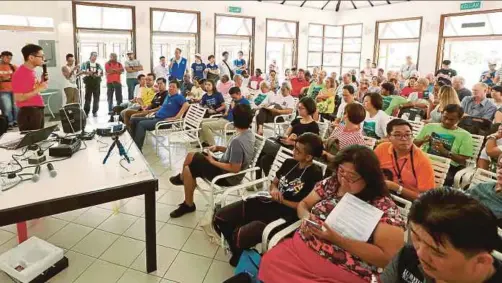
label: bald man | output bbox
[460,82,497,120]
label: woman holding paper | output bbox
[259,145,405,283]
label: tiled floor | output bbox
[0,113,235,283]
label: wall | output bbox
[333,0,502,74]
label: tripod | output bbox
[103,135,130,164]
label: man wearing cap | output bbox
[153,56,168,80]
[168,48,187,81]
[191,53,205,80]
[81,51,103,117]
[481,62,498,87]
[125,51,143,100]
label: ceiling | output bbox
[258,0,410,12]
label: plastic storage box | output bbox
[0,237,64,283]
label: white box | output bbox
[0,237,64,283]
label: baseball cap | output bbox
[126,50,134,54]
[194,53,201,58]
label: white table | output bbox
[41,89,58,119]
[0,132,158,272]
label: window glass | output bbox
[342,53,361,68]
[216,16,252,36]
[309,24,323,37]
[443,12,502,37]
[76,5,132,30]
[324,38,342,52]
[344,24,362,37]
[343,38,362,52]
[325,26,343,38]
[308,52,322,66]
[378,19,421,39]
[0,15,54,28]
[267,20,296,38]
[308,37,323,52]
[323,53,341,66]
[152,11,197,33]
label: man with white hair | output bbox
[335,72,357,98]
[452,75,472,102]
[400,56,417,80]
[460,82,497,120]
[233,74,250,99]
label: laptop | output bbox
[0,125,59,150]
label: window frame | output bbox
[373,17,423,71]
[149,8,201,73]
[265,18,299,72]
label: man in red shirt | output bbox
[0,51,18,128]
[290,68,310,97]
[12,44,47,131]
[105,53,124,115]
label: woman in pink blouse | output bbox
[216,74,234,101]
[259,145,405,283]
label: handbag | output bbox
[234,249,261,283]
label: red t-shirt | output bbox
[290,77,310,97]
[400,87,414,98]
[0,63,16,92]
[105,61,123,83]
[12,65,44,108]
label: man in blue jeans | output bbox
[0,51,18,128]
[125,51,143,100]
[130,80,189,150]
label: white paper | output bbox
[324,193,384,242]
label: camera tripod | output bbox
[103,135,130,164]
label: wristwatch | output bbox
[396,185,403,195]
[447,151,453,158]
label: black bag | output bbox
[398,107,426,121]
[223,272,253,283]
[458,116,492,136]
[223,60,235,79]
[0,115,8,135]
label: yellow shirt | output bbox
[141,87,155,106]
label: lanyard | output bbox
[392,148,417,185]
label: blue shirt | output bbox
[200,92,225,112]
[233,59,246,75]
[191,62,206,80]
[169,57,187,81]
[226,97,250,122]
[467,181,502,219]
[155,93,186,119]
[460,96,497,120]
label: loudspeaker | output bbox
[60,103,86,133]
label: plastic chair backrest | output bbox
[268,147,327,182]
[427,154,451,188]
[471,134,485,159]
[470,168,497,188]
[390,194,412,220]
[363,136,377,149]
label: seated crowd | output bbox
[95,49,502,282]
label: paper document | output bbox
[324,193,383,242]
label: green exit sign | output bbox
[460,1,482,10]
[228,6,242,13]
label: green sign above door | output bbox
[460,1,482,11]
[228,6,242,13]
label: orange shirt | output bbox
[374,142,435,192]
[0,63,17,92]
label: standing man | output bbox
[233,51,247,76]
[105,53,124,114]
[0,51,18,128]
[12,44,47,131]
[219,51,233,79]
[480,61,498,87]
[191,53,205,80]
[168,48,187,81]
[400,56,417,80]
[81,52,103,117]
[153,56,168,80]
[125,51,143,100]
[435,59,457,84]
[61,53,80,104]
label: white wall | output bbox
[334,0,502,74]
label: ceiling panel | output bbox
[259,0,410,11]
[303,1,328,9]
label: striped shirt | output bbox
[328,124,365,151]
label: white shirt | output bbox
[401,63,417,80]
[269,93,296,110]
[363,110,390,139]
[219,60,232,77]
[239,86,251,99]
[337,100,361,119]
[134,85,142,98]
[251,91,274,109]
[336,83,358,98]
[479,138,502,161]
[62,65,77,88]
[153,64,168,80]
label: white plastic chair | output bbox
[263,98,299,136]
[427,154,451,188]
[471,134,485,160]
[363,136,377,149]
[469,168,497,188]
[390,194,412,220]
[152,104,206,166]
[408,120,424,138]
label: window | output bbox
[375,18,422,72]
[0,15,54,31]
[75,4,132,30]
[215,15,255,75]
[151,9,200,73]
[266,19,298,78]
[307,23,362,76]
[437,10,502,89]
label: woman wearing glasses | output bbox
[258,145,405,283]
[374,119,435,200]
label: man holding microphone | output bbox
[168,48,187,81]
[12,44,47,131]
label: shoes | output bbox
[169,202,196,218]
[169,174,183,186]
[229,251,242,267]
[108,116,115,123]
[12,122,17,127]
[112,106,125,114]
[93,113,98,117]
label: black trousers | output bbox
[256,139,283,179]
[213,197,295,258]
[18,107,44,131]
[84,84,100,115]
[445,164,463,187]
[106,82,123,113]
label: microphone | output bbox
[32,165,41,182]
[47,163,57,178]
[42,63,48,82]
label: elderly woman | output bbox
[216,74,234,102]
[259,145,405,283]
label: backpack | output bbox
[82,61,102,87]
[458,116,492,136]
[233,249,261,283]
[398,107,426,121]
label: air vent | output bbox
[461,22,485,28]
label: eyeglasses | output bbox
[390,134,413,140]
[338,166,362,183]
[32,54,45,59]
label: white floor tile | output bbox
[27,217,69,240]
[123,218,165,241]
[0,230,15,246]
[130,245,178,278]
[182,230,218,259]
[97,199,131,211]
[203,260,235,283]
[0,237,18,255]
[52,208,90,222]
[214,247,231,262]
[164,251,212,283]
[117,269,162,283]
[120,198,146,217]
[74,259,127,283]
[100,236,145,267]
[73,207,113,228]
[97,213,138,235]
[193,194,210,211]
[156,224,193,250]
[72,229,119,258]
[0,224,18,234]
[49,251,95,283]
[0,271,15,283]
[47,223,92,249]
[159,280,178,283]
[155,203,178,223]
[168,210,205,229]
[157,190,184,206]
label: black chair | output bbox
[398,107,426,121]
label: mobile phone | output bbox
[305,219,322,230]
